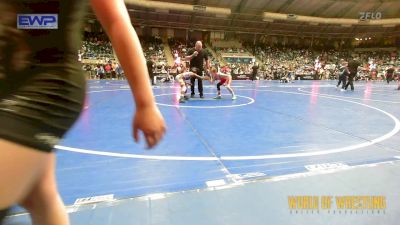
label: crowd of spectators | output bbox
[78,34,399,82]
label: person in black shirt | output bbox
[344,57,361,91]
[251,62,259,81]
[397,70,400,90]
[185,41,210,98]
[147,57,155,85]
[386,65,395,84]
[396,67,400,90]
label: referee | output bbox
[185,41,210,98]
[344,56,361,91]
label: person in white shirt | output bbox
[175,66,208,103]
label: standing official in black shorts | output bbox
[345,57,361,91]
[251,62,259,81]
[386,65,395,84]
[147,56,155,85]
[186,41,210,98]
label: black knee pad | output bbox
[217,82,222,91]
[0,208,10,224]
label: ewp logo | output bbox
[17,14,58,29]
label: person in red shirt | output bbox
[104,63,112,79]
[209,67,236,100]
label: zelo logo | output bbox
[359,12,382,20]
[17,14,58,29]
